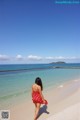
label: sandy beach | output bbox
[10,79,80,120]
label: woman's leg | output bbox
[34,103,37,120]
[34,103,41,120]
[34,103,37,114]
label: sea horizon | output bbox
[0,62,80,65]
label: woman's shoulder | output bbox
[32,84,37,88]
[32,84,35,88]
[32,84,40,90]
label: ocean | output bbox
[0,63,80,109]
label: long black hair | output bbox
[35,77,43,91]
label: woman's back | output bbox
[32,84,40,92]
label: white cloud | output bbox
[66,57,78,60]
[45,57,54,60]
[44,56,80,62]
[54,56,65,59]
[45,56,65,60]
[27,55,42,60]
[0,54,80,63]
[0,54,10,61]
[45,56,80,60]
[16,54,24,60]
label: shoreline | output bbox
[9,78,80,120]
[1,77,79,109]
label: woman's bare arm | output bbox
[31,85,33,96]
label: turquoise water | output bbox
[0,63,80,109]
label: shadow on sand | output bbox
[37,105,50,119]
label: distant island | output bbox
[50,61,66,64]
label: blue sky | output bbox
[0,0,80,64]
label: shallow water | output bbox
[0,63,80,109]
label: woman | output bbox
[32,77,48,120]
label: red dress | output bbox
[32,91,48,105]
